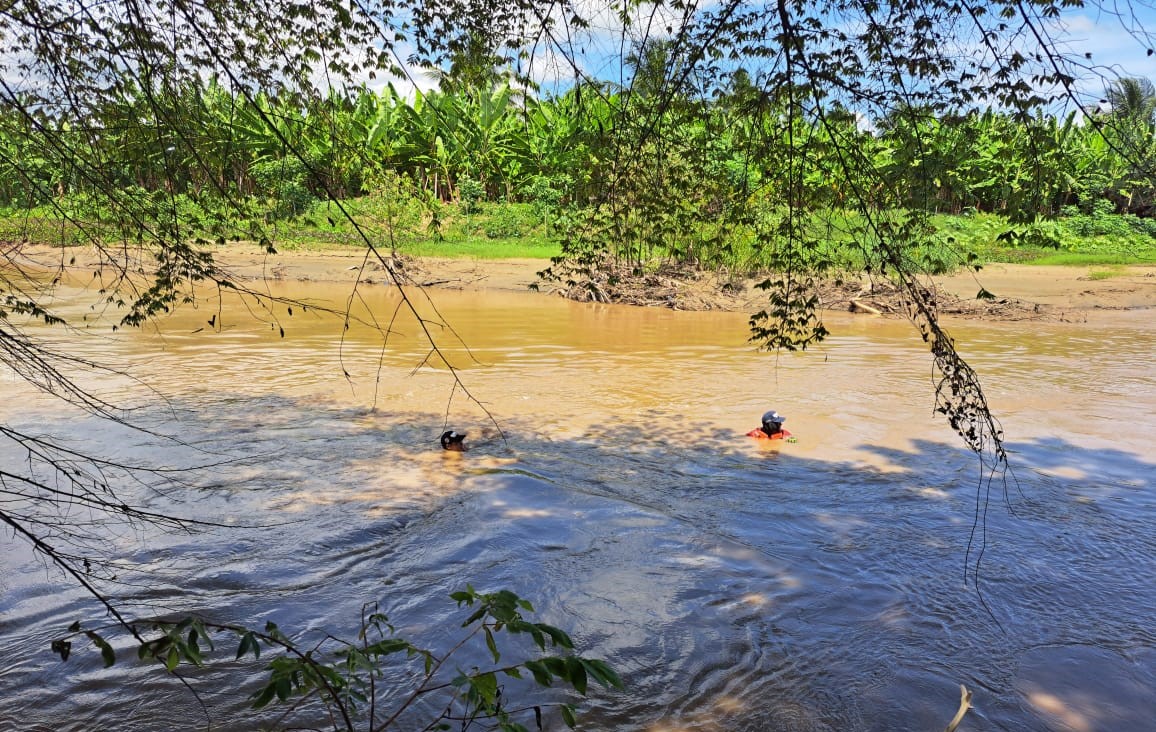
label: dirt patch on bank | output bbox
[522,260,1156,321]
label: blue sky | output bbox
[1056,5,1156,97]
[4,0,1156,106]
[539,1,1156,100]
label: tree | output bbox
[1097,76,1156,213]
[1105,76,1156,124]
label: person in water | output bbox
[440,430,467,451]
[747,410,792,440]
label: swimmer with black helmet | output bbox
[440,430,467,451]
[747,410,794,440]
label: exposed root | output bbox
[552,263,1062,322]
[557,261,734,310]
[819,278,1055,321]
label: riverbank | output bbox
[202,246,1156,320]
[10,242,1156,320]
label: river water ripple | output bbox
[1,283,1155,731]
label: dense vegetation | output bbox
[4,73,1156,272]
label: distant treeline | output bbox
[2,73,1154,223]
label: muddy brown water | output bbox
[2,279,1155,731]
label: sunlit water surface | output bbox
[2,279,1155,731]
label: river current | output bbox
[1,279,1154,731]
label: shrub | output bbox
[250,158,316,220]
[483,203,537,239]
[458,176,485,215]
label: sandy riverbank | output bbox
[8,242,1156,318]
[204,247,1156,318]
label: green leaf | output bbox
[463,607,487,626]
[542,657,567,677]
[523,660,552,687]
[538,624,573,649]
[274,675,292,701]
[484,626,500,663]
[581,658,624,689]
[560,703,577,728]
[236,632,260,660]
[191,621,213,653]
[251,682,277,709]
[100,641,116,668]
[364,638,410,656]
[450,590,473,604]
[85,630,116,668]
[470,671,499,707]
[185,632,203,665]
[566,657,588,695]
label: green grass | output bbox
[270,198,561,259]
[1025,251,1156,266]
[0,210,95,246]
[269,234,559,259]
[5,194,1156,271]
[1086,266,1127,280]
[392,236,561,259]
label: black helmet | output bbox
[761,410,786,428]
[440,430,467,450]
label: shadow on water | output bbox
[3,392,1155,732]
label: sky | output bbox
[6,0,1156,110]
[1052,4,1156,99]
[374,0,1156,112]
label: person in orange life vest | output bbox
[747,410,792,440]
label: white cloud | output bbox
[1048,10,1156,97]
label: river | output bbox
[1,278,1155,731]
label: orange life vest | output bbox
[747,428,792,440]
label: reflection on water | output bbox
[2,282,1155,731]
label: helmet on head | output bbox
[440,430,467,450]
[761,410,786,427]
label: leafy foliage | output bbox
[53,588,622,731]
